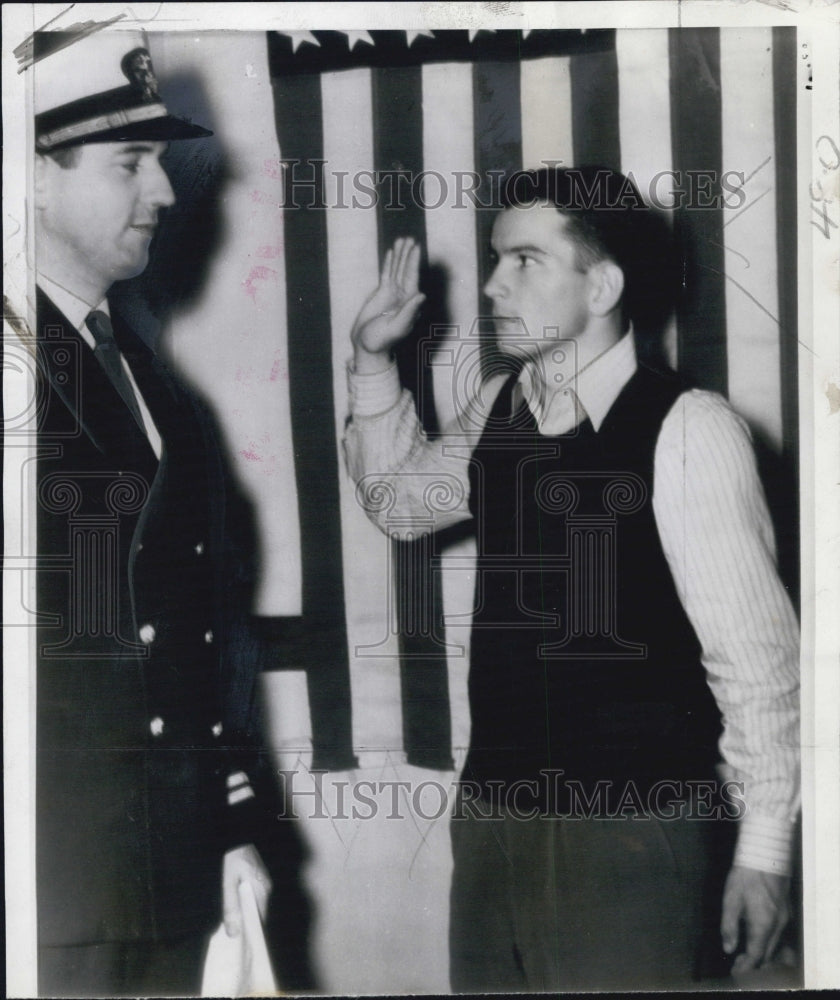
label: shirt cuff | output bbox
[733,812,797,876]
[347,361,402,417]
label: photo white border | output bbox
[4,3,838,994]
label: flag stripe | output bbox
[720,27,782,449]
[421,61,481,430]
[372,66,429,405]
[669,28,728,394]
[615,29,678,368]
[372,65,453,769]
[773,26,799,464]
[421,61,480,762]
[616,30,673,206]
[473,58,522,372]
[773,25,800,606]
[473,59,522,280]
[520,56,574,172]
[322,67,406,763]
[570,41,621,169]
[269,58,356,770]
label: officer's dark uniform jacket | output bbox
[35,287,268,947]
[461,365,724,812]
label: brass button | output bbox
[139,623,156,644]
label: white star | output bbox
[278,30,322,54]
[405,30,435,47]
[522,29,533,40]
[341,30,375,51]
[468,29,497,42]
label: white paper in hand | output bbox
[201,880,279,997]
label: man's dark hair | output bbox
[501,166,676,353]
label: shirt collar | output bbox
[37,273,109,350]
[517,329,637,432]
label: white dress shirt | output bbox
[38,273,162,459]
[344,332,800,876]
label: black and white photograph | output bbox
[3,2,839,996]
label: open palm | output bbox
[352,237,426,359]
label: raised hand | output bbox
[351,237,426,373]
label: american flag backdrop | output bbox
[126,25,800,786]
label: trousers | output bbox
[449,799,728,992]
[38,933,209,998]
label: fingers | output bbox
[222,863,242,937]
[736,900,788,973]
[252,867,273,923]
[721,866,791,975]
[223,876,270,936]
[731,939,761,974]
[720,871,741,955]
[403,240,421,293]
[248,855,273,922]
[222,844,273,936]
[394,237,416,289]
[384,237,421,291]
[379,247,393,285]
[762,899,790,963]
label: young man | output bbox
[32,30,272,996]
[344,167,800,990]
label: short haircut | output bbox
[501,166,674,341]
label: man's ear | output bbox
[588,260,625,317]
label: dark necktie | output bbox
[85,310,145,432]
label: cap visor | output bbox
[49,114,212,150]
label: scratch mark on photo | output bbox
[723,187,770,229]
[743,155,773,185]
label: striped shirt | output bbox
[344,332,800,875]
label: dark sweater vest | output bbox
[461,364,722,806]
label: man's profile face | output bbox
[484,203,593,365]
[36,140,175,299]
